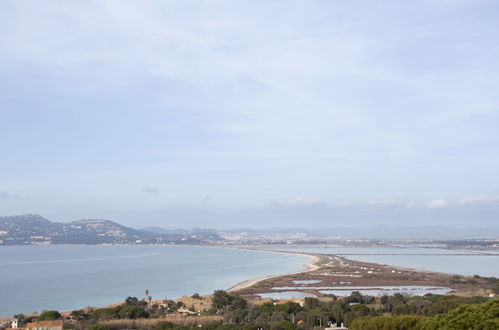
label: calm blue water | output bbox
[0,245,309,317]
[257,246,499,277]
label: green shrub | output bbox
[422,300,499,330]
[86,325,110,330]
[38,310,61,320]
[270,320,297,330]
[117,305,148,319]
[350,315,428,330]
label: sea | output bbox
[1,245,497,317]
[0,245,309,317]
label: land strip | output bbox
[229,248,498,300]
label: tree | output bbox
[125,296,140,305]
[350,315,428,330]
[242,323,266,330]
[494,281,499,294]
[70,309,91,321]
[231,296,248,310]
[38,310,62,320]
[270,320,297,330]
[144,290,152,307]
[275,301,302,315]
[422,300,499,330]
[348,291,363,304]
[212,290,233,311]
[117,305,149,319]
[344,304,370,326]
[332,300,350,324]
[303,297,319,309]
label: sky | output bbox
[1,0,499,228]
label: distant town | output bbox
[1,214,498,249]
[1,214,498,329]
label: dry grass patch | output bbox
[100,316,223,329]
[177,295,213,312]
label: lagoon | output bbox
[256,246,499,277]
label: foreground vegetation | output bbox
[6,291,498,330]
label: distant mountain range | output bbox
[0,214,221,245]
[1,214,497,246]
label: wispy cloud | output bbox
[140,186,160,194]
[427,199,447,209]
[1,1,498,227]
[460,194,499,206]
[272,198,325,208]
[367,200,417,209]
[0,190,23,200]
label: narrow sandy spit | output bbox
[227,247,320,292]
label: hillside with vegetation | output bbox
[6,291,498,330]
[0,214,221,245]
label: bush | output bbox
[350,315,428,330]
[153,321,176,329]
[212,290,233,310]
[241,323,267,330]
[125,296,140,305]
[215,325,239,330]
[303,297,319,309]
[92,308,118,320]
[270,320,297,330]
[201,322,223,330]
[422,300,499,330]
[86,325,110,330]
[38,310,61,320]
[117,305,149,319]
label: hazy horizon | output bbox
[1,1,499,229]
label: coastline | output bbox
[227,247,320,292]
[0,245,318,317]
[2,245,496,317]
[230,250,497,300]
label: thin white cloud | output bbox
[1,1,498,227]
[427,199,446,209]
[273,198,324,207]
[368,200,416,208]
[460,194,499,206]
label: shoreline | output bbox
[227,247,320,292]
[0,245,320,317]
[2,245,496,317]
[231,251,497,300]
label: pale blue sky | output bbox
[1,0,499,228]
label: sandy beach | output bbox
[227,247,320,292]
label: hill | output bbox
[0,214,221,245]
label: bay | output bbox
[0,245,309,317]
